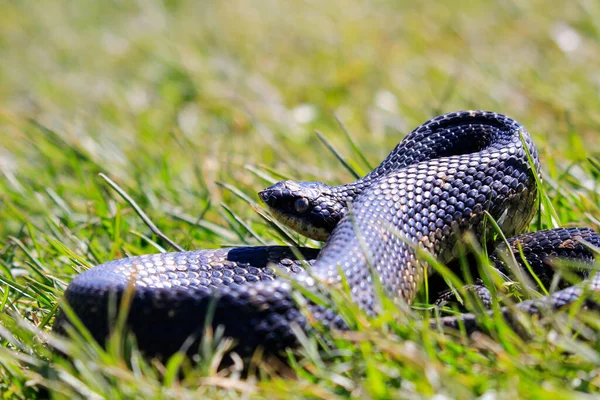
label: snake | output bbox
[53,110,600,357]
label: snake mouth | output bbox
[265,207,332,241]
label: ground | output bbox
[0,0,599,398]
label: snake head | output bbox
[259,180,345,241]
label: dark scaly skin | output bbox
[54,111,600,357]
[56,247,325,355]
[433,227,600,310]
[436,227,600,332]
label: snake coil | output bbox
[54,111,600,357]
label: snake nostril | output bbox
[258,190,269,204]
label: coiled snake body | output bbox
[54,111,600,357]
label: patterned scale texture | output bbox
[436,227,600,332]
[54,111,600,357]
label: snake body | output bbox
[54,111,600,357]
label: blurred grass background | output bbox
[0,0,600,398]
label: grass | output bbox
[1,0,600,398]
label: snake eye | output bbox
[294,198,309,213]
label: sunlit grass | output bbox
[1,0,600,398]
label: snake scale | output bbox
[54,111,600,357]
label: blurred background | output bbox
[1,2,600,397]
[1,0,599,245]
